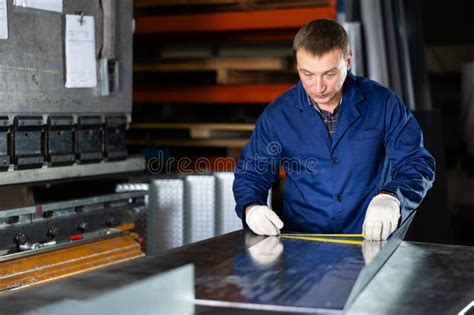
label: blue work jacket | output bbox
[233,72,435,233]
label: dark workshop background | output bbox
[129,0,474,246]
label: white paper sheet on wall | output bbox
[65,14,97,88]
[0,0,8,39]
[13,0,62,13]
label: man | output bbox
[233,19,435,241]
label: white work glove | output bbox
[362,194,401,241]
[245,205,284,236]
[247,236,283,266]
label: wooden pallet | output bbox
[127,137,248,148]
[134,57,289,72]
[130,122,254,139]
[134,57,296,85]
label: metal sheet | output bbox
[0,229,471,314]
[0,0,133,115]
[344,210,416,308]
[195,234,366,311]
[150,179,185,253]
[461,62,474,155]
[184,175,216,244]
[400,0,432,111]
[24,264,195,315]
[381,0,403,97]
[115,183,149,204]
[343,22,364,77]
[214,172,242,235]
[390,0,416,110]
[346,241,474,315]
[360,0,389,86]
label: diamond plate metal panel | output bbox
[214,172,241,235]
[184,176,216,244]
[150,179,184,253]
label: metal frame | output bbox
[0,156,145,186]
[0,190,145,218]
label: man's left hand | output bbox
[363,193,400,241]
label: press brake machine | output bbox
[0,0,146,294]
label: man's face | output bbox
[296,48,351,108]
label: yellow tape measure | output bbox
[280,233,363,238]
[279,233,364,245]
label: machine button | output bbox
[47,226,59,239]
[78,222,88,233]
[106,217,116,228]
[14,232,27,245]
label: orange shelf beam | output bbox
[134,84,294,104]
[134,30,301,42]
[135,7,336,34]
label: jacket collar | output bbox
[331,72,365,151]
[295,72,366,152]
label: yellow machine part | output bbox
[0,231,144,295]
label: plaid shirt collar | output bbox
[307,93,342,138]
[306,93,342,115]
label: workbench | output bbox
[1,228,472,314]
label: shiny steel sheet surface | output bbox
[0,229,472,314]
[193,215,415,311]
[344,210,416,308]
[22,265,195,315]
[0,205,410,312]
[346,241,474,315]
[0,230,363,314]
[195,235,366,311]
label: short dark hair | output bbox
[293,19,350,58]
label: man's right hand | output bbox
[245,205,284,236]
